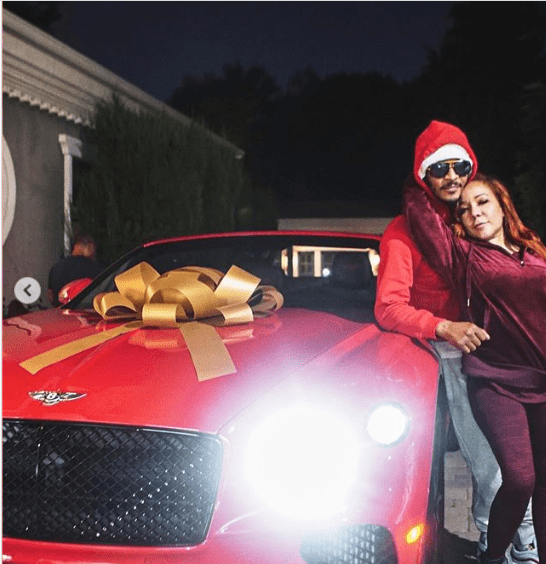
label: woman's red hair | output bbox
[454,173,546,261]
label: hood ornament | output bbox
[28,391,87,406]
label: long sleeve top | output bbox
[403,180,546,392]
[375,215,461,340]
[375,120,479,342]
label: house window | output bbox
[2,136,17,245]
[58,134,95,255]
[321,251,336,277]
[298,251,315,277]
[285,246,378,278]
[71,158,93,235]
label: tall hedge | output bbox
[73,97,248,264]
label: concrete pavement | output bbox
[445,450,480,542]
[443,450,480,562]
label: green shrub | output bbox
[73,97,250,263]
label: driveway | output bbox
[444,450,479,562]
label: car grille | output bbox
[3,420,223,546]
[300,524,397,564]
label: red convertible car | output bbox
[3,231,446,564]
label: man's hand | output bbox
[435,320,490,353]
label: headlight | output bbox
[366,403,410,446]
[245,406,360,520]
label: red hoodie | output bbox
[374,121,478,340]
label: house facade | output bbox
[2,9,242,315]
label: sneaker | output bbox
[477,534,512,564]
[510,543,539,564]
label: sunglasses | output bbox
[427,160,472,178]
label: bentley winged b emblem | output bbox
[28,391,87,406]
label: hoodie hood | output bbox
[411,120,478,221]
[413,120,478,191]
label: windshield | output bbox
[67,234,380,323]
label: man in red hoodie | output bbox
[374,121,537,563]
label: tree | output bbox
[514,81,546,239]
[168,63,279,152]
[166,3,546,221]
[169,62,415,208]
[416,2,546,184]
[412,2,546,239]
[266,71,413,203]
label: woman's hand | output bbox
[435,320,490,353]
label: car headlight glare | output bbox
[366,403,409,446]
[245,406,360,520]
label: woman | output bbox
[404,172,546,564]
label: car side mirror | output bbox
[58,278,92,305]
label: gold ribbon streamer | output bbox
[20,263,283,381]
[20,324,137,375]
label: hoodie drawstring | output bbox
[465,245,474,313]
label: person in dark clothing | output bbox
[48,234,103,306]
[404,172,546,564]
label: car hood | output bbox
[3,307,386,433]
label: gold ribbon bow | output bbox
[20,262,283,381]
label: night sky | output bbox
[45,1,455,102]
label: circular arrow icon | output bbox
[14,277,41,305]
